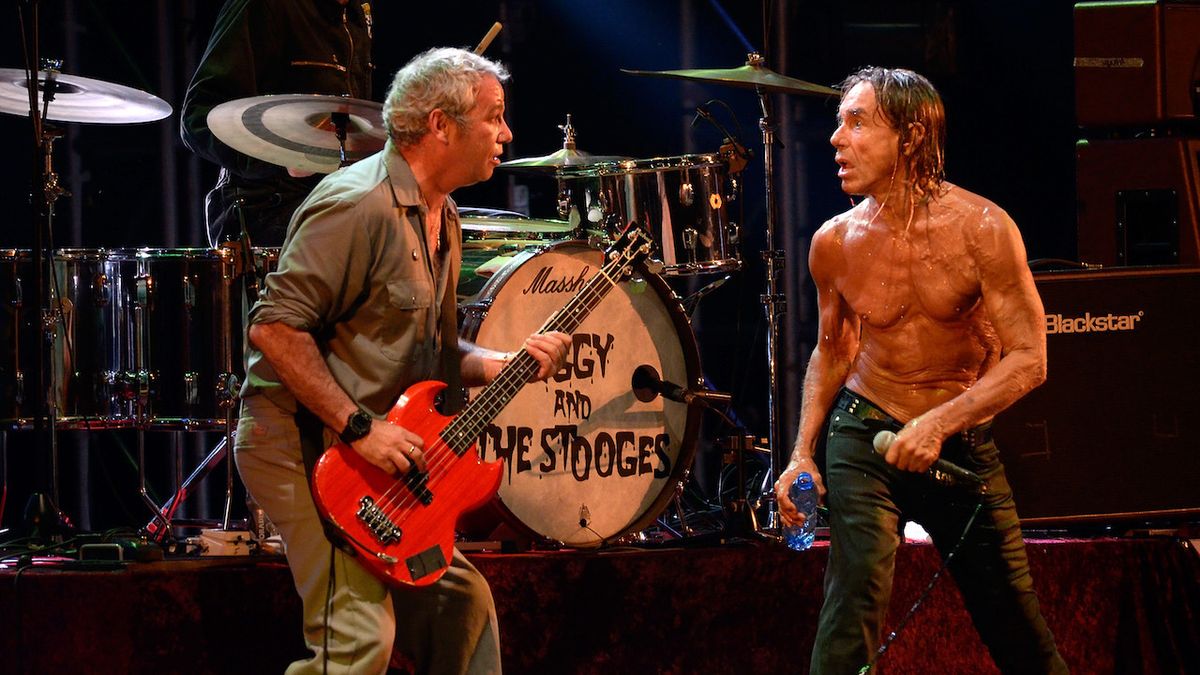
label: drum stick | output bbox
[474,22,503,55]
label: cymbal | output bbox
[461,215,573,239]
[207,94,386,174]
[622,54,839,97]
[0,68,172,123]
[498,147,629,172]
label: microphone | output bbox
[631,365,731,407]
[872,430,987,494]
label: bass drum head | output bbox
[461,240,701,547]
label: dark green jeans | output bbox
[810,389,1069,674]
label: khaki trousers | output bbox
[235,395,501,675]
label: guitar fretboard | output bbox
[440,237,645,455]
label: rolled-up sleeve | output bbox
[250,195,373,331]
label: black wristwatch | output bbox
[339,408,373,444]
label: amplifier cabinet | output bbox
[993,266,1200,524]
[1074,0,1200,126]
[1075,137,1200,266]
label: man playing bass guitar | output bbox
[235,47,571,675]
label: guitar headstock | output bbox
[605,223,656,279]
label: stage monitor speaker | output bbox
[1074,0,1200,127]
[993,267,1200,525]
[1076,137,1200,266]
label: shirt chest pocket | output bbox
[379,278,434,363]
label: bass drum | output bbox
[458,209,574,303]
[460,240,701,547]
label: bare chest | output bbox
[839,233,982,328]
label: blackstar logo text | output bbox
[1045,311,1144,334]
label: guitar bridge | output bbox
[356,495,402,545]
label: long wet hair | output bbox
[839,66,946,200]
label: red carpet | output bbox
[1,537,1197,674]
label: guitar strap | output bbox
[437,216,465,416]
[296,404,357,554]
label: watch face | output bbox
[351,411,372,435]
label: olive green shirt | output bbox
[242,140,461,416]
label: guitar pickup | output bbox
[405,470,434,506]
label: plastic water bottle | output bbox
[784,472,820,551]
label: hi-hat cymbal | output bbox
[0,68,172,123]
[622,53,839,97]
[498,147,629,172]
[207,94,387,174]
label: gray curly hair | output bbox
[383,47,510,147]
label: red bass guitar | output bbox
[310,226,654,586]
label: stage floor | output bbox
[1,536,1198,674]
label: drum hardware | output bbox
[206,94,387,175]
[624,51,838,532]
[558,154,743,276]
[613,468,696,545]
[694,99,753,175]
[142,247,276,541]
[3,37,173,525]
[496,114,629,172]
[457,211,575,302]
[719,434,772,537]
[680,275,732,315]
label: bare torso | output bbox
[826,184,1004,422]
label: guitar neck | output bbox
[441,252,629,455]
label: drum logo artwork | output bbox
[462,242,699,546]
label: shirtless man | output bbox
[775,67,1068,674]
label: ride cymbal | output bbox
[0,68,171,123]
[622,53,839,97]
[207,94,386,174]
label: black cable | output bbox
[856,499,985,674]
[0,533,86,563]
[323,543,335,675]
[694,98,750,160]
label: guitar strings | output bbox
[372,260,618,516]
[368,246,634,521]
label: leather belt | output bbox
[834,389,899,426]
[833,388,993,448]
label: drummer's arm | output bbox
[458,334,572,386]
[179,2,276,177]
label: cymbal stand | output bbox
[554,114,577,222]
[332,111,351,168]
[751,52,786,532]
[27,55,72,529]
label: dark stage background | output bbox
[0,1,1079,532]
